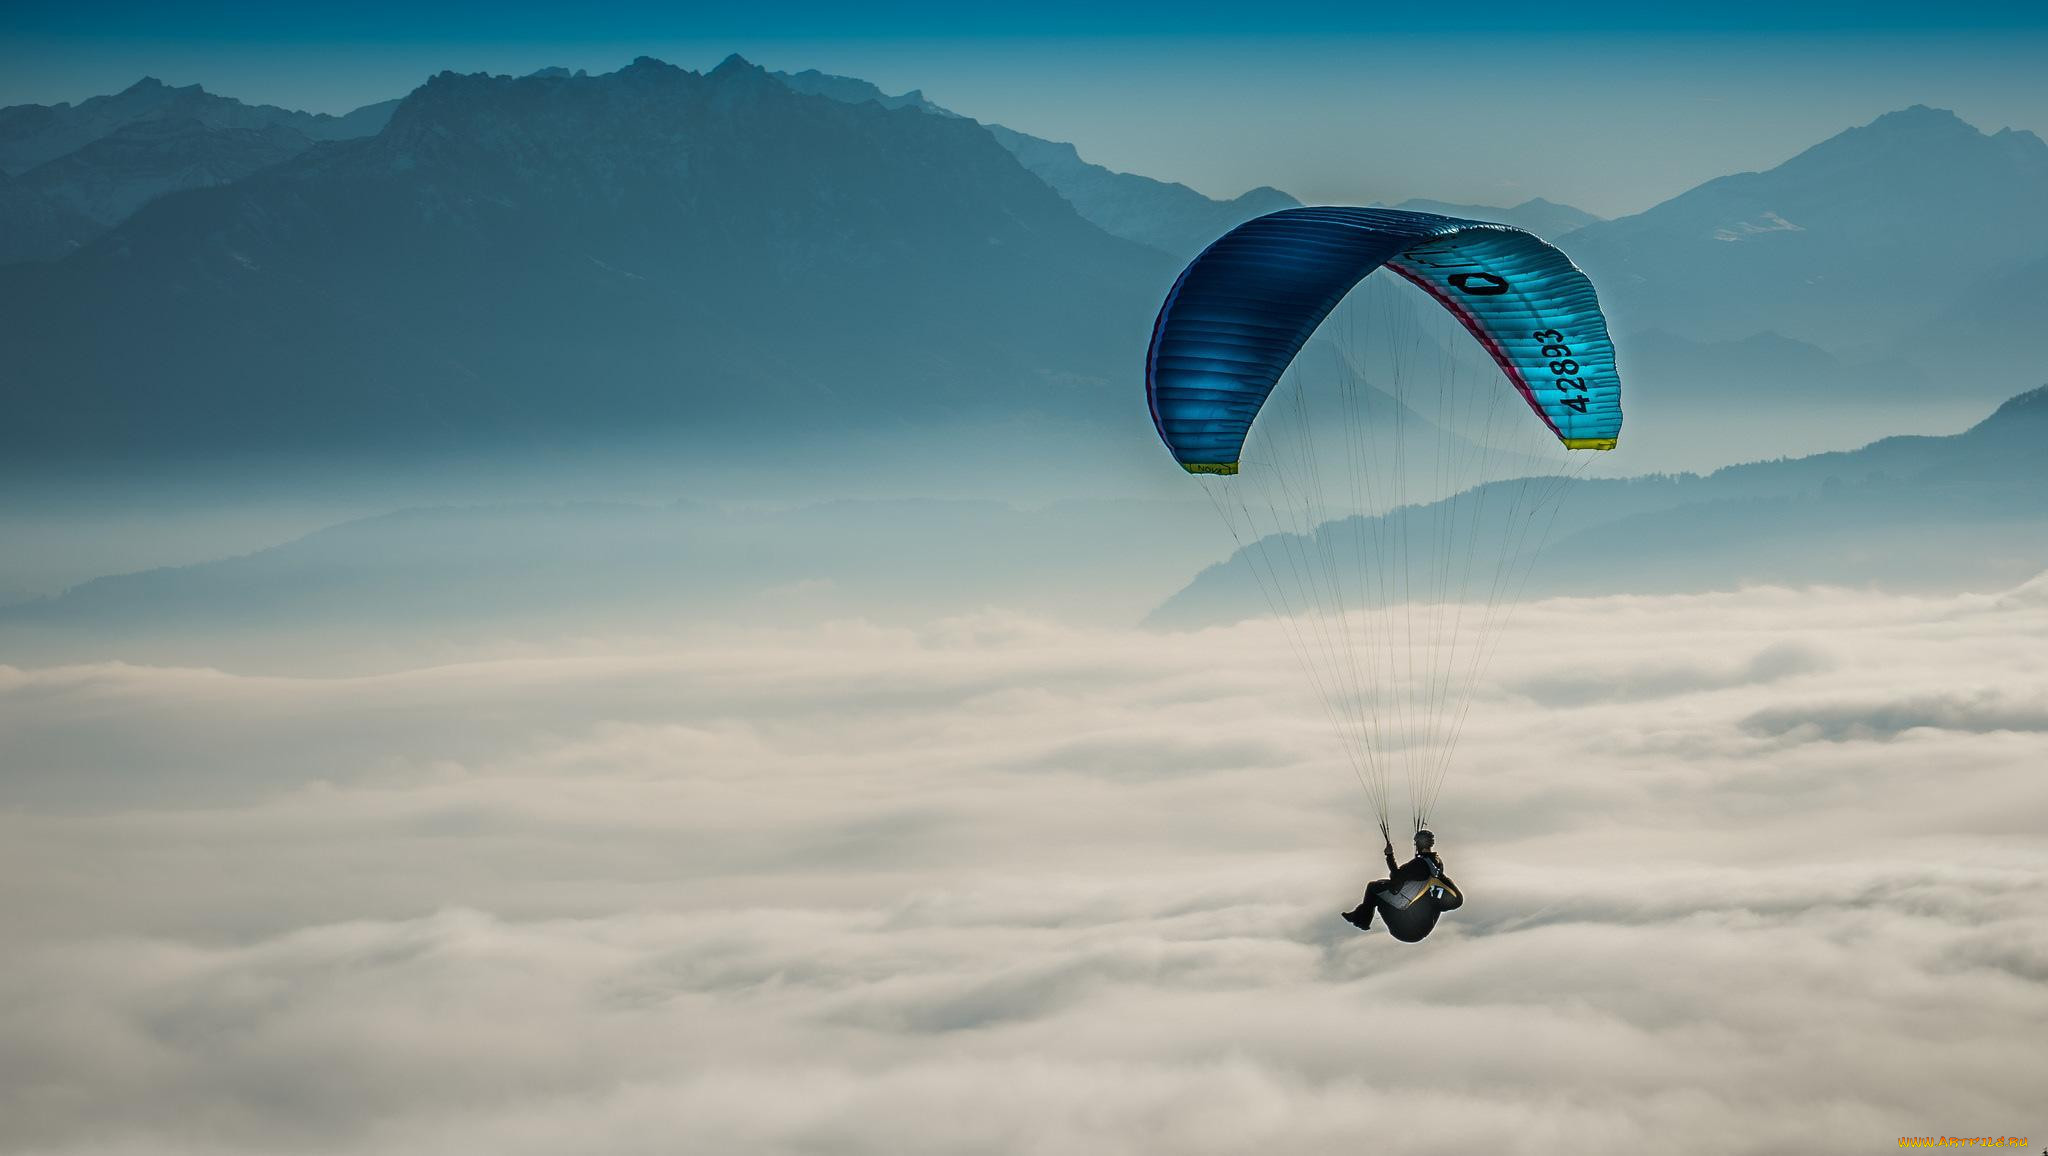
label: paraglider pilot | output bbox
[1343,829,1461,939]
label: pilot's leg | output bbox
[1343,880,1391,930]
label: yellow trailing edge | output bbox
[1562,438,1617,451]
[1181,462,1239,476]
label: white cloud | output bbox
[1,580,2045,1153]
[1743,690,2048,740]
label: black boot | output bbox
[1342,905,1374,930]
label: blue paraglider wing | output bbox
[1145,207,1621,473]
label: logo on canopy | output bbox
[1448,272,1510,296]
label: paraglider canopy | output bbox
[1146,206,1621,474]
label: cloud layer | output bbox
[2,582,2045,1154]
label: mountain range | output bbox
[771,65,1300,260]
[0,57,1172,469]
[0,76,394,174]
[1154,385,2048,627]
[746,79,2048,394]
[1561,105,2048,368]
[0,58,2043,479]
[0,77,396,260]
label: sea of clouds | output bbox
[2,578,2044,1155]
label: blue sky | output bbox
[9,0,2046,39]
[5,1,2045,216]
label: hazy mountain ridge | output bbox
[0,55,1172,467]
[770,68,956,117]
[767,65,1299,259]
[1563,106,2048,363]
[12,388,2042,663]
[0,168,97,262]
[1153,385,2048,627]
[0,78,396,246]
[1624,328,1928,401]
[983,124,1298,259]
[18,115,313,226]
[0,77,394,174]
[0,496,1230,672]
[1385,197,1601,238]
[1916,247,2048,384]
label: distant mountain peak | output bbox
[1865,104,1969,131]
[1235,185,1291,207]
[1561,102,2048,352]
[1515,196,1590,214]
[1803,104,2032,163]
[620,56,684,80]
[117,76,205,100]
[710,53,764,79]
[1984,384,2048,424]
[1774,104,2028,175]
